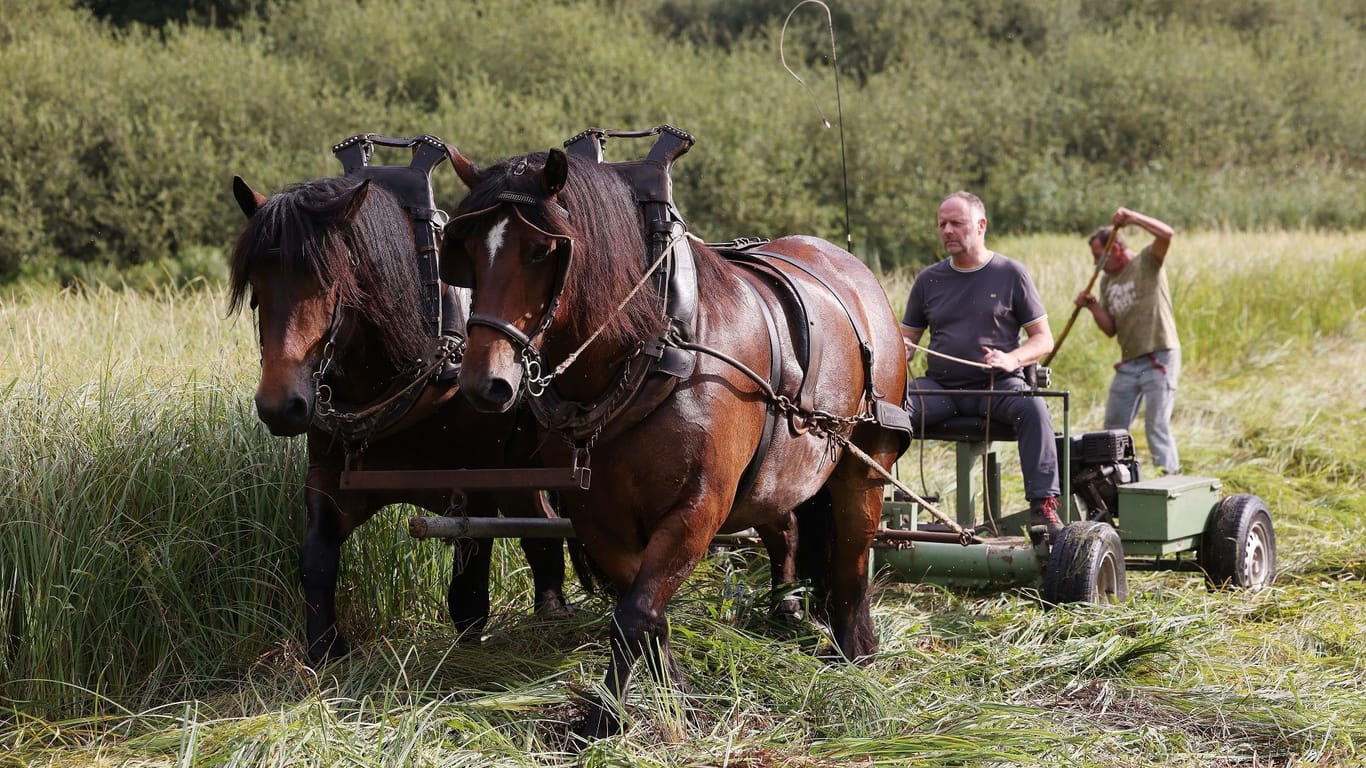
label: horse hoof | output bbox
[575,704,622,742]
[769,597,805,624]
[307,633,350,667]
[535,597,574,621]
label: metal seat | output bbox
[914,415,1019,444]
[910,416,1018,528]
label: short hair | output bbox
[943,191,987,221]
[1087,225,1127,249]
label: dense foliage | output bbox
[3,0,1365,284]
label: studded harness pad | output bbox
[333,134,463,345]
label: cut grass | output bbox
[1,231,1363,765]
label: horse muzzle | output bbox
[457,359,521,414]
[459,312,538,413]
[254,385,313,436]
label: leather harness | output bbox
[309,134,467,447]
[515,127,911,494]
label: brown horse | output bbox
[439,146,907,739]
[229,174,577,666]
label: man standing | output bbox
[901,192,1063,538]
[1075,207,1180,474]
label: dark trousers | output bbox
[905,375,1060,500]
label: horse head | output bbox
[229,175,429,435]
[440,150,575,413]
[441,148,661,414]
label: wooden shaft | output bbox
[1041,224,1120,368]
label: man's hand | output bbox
[981,346,1020,373]
[1112,206,1174,261]
[1075,291,1099,309]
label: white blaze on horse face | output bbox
[484,216,510,272]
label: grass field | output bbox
[1,230,1363,766]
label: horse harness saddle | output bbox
[314,134,466,446]
[524,126,701,444]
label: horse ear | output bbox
[446,145,482,189]
[233,176,267,218]
[340,179,371,222]
[543,149,568,197]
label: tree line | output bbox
[3,0,1364,286]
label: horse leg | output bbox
[578,531,706,741]
[793,488,835,627]
[446,494,497,642]
[754,516,803,622]
[825,479,879,661]
[300,475,356,666]
[447,536,494,642]
[821,431,897,661]
[499,491,572,618]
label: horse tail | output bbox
[566,539,604,595]
[793,487,835,624]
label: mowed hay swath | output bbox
[1,231,1364,764]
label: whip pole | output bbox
[1042,224,1120,368]
[781,0,853,254]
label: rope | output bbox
[839,438,978,546]
[905,341,993,370]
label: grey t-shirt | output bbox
[1098,244,1180,361]
[901,253,1048,387]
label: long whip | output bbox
[1041,224,1120,368]
[780,0,853,254]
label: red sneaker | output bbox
[1029,496,1064,539]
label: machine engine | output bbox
[1065,429,1142,523]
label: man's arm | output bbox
[900,325,924,364]
[1076,292,1117,336]
[983,318,1054,372]
[1114,207,1174,263]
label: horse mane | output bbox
[449,151,736,350]
[228,176,432,367]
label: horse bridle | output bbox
[451,192,574,397]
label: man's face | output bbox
[938,198,984,257]
[1091,238,1120,271]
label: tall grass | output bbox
[1,231,1364,765]
[0,286,511,718]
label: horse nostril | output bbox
[283,395,310,425]
[484,378,515,412]
[255,392,313,436]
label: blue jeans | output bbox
[1105,348,1181,474]
[905,375,1060,500]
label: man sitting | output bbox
[899,191,1063,538]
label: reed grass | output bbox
[1,231,1363,765]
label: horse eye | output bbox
[527,243,553,264]
[249,292,259,310]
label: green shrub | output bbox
[2,0,1365,285]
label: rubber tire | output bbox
[1042,521,1128,605]
[1200,494,1276,589]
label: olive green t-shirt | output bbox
[1098,245,1180,361]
